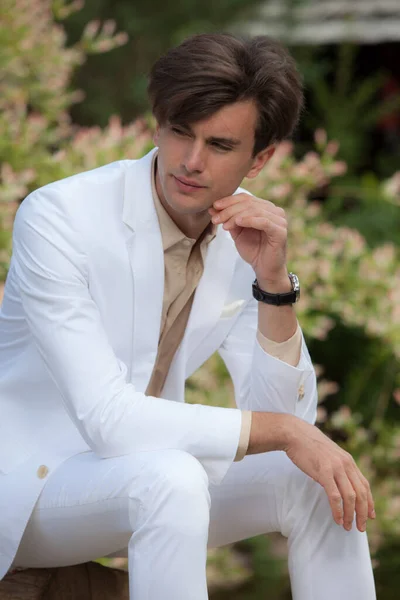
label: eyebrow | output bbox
[174,123,241,147]
[208,136,241,147]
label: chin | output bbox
[167,194,210,215]
[171,202,208,216]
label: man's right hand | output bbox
[247,412,375,533]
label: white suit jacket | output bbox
[0,148,317,578]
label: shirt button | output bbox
[183,239,192,247]
[298,384,305,400]
[37,465,49,479]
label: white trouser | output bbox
[12,449,376,600]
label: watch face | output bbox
[289,272,300,301]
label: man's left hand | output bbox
[209,193,289,287]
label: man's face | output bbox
[154,100,273,218]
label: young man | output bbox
[0,34,376,598]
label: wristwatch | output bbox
[252,272,300,306]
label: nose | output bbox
[183,142,205,174]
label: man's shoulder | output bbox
[17,159,139,227]
[12,163,127,254]
[32,159,134,202]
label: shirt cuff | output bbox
[256,323,302,367]
[234,410,252,462]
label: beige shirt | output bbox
[145,154,302,461]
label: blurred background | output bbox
[1,0,400,597]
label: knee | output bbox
[155,449,210,498]
[129,450,211,533]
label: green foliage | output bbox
[375,538,400,600]
[61,0,263,126]
[322,171,400,249]
[245,136,400,361]
[297,44,400,174]
[210,537,289,600]
[0,0,151,278]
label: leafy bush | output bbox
[1,2,400,597]
[60,0,263,126]
[0,0,151,279]
[295,43,400,176]
[245,134,400,360]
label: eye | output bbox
[211,142,231,152]
[171,126,188,137]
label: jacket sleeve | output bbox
[218,298,318,425]
[11,189,242,484]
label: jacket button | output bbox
[298,384,305,400]
[37,465,49,479]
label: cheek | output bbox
[213,161,249,193]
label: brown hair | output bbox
[148,33,304,156]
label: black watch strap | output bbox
[252,274,300,306]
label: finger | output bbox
[349,473,369,533]
[365,478,376,519]
[214,194,285,217]
[344,454,375,522]
[222,208,286,231]
[334,471,357,531]
[234,214,287,236]
[354,471,375,520]
[225,202,286,226]
[212,210,246,237]
[227,223,245,241]
[320,474,344,526]
[212,201,286,228]
[211,201,250,225]
[347,469,374,530]
[222,209,254,231]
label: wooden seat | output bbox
[0,562,129,600]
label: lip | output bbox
[173,175,206,190]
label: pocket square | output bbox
[220,299,246,319]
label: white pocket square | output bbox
[220,299,246,319]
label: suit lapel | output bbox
[183,230,237,375]
[161,229,237,400]
[121,148,240,392]
[123,149,164,391]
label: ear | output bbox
[246,145,276,179]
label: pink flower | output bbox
[330,161,347,176]
[314,129,327,147]
[326,141,340,156]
